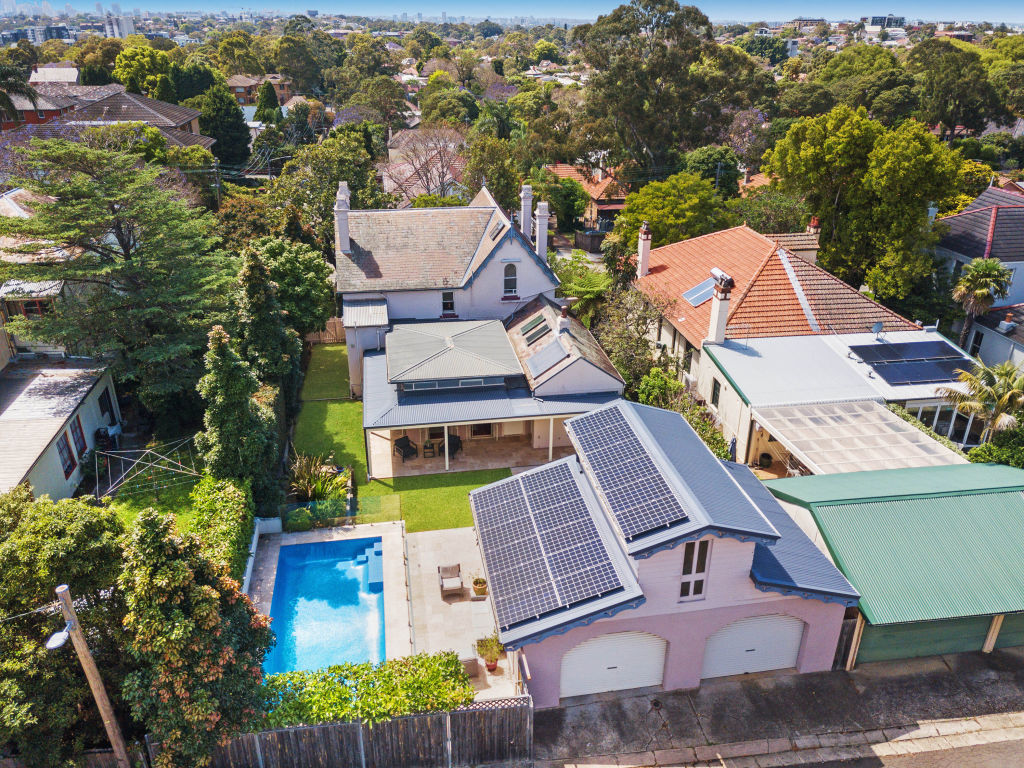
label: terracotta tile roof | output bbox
[543,164,624,202]
[157,126,216,149]
[764,231,819,251]
[72,91,199,129]
[634,225,918,347]
[740,172,772,196]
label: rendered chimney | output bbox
[334,181,351,254]
[637,221,652,277]
[557,305,572,333]
[706,268,735,345]
[520,184,533,242]
[535,201,550,258]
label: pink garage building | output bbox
[470,401,858,709]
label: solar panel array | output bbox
[473,461,623,629]
[849,341,970,386]
[568,407,690,541]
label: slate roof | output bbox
[0,120,215,150]
[385,320,522,382]
[634,226,917,348]
[939,188,1024,261]
[72,92,200,129]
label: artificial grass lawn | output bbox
[294,345,510,532]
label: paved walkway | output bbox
[535,648,1024,767]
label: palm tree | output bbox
[0,64,38,124]
[938,361,1024,443]
[953,257,1012,349]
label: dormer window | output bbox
[503,263,517,296]
[679,539,710,602]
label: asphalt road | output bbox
[807,739,1024,767]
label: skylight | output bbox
[682,278,716,307]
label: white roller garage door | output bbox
[560,631,667,699]
[702,614,804,680]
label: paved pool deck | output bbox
[248,521,413,660]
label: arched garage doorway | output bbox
[560,631,667,698]
[702,614,805,680]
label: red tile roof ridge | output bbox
[941,203,1024,220]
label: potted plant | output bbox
[472,574,487,596]
[476,632,504,673]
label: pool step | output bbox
[367,541,384,593]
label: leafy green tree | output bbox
[188,84,251,166]
[120,510,273,768]
[814,44,898,83]
[550,250,612,326]
[412,193,466,208]
[727,187,809,233]
[908,38,999,141]
[968,423,1024,465]
[532,39,561,64]
[777,81,836,117]
[592,289,669,396]
[0,140,228,428]
[462,136,519,211]
[149,73,176,103]
[343,34,392,80]
[953,257,1013,347]
[274,35,319,92]
[0,488,131,768]
[421,87,479,126]
[939,362,1024,442]
[233,250,300,385]
[217,32,263,76]
[253,80,280,123]
[194,326,280,501]
[685,145,741,198]
[248,236,334,337]
[168,61,219,103]
[529,168,589,232]
[347,75,408,130]
[112,45,170,94]
[0,63,37,122]
[992,62,1024,118]
[735,34,789,66]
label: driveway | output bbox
[535,648,1024,761]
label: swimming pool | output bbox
[263,537,385,675]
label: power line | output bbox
[0,601,59,625]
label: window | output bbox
[56,432,76,478]
[6,299,51,317]
[441,291,455,314]
[471,423,493,437]
[98,387,115,424]
[70,415,87,456]
[679,539,710,601]
[711,378,721,407]
[503,263,517,296]
[36,110,46,119]
[969,330,983,357]
[428,426,446,440]
[459,378,484,387]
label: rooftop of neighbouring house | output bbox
[31,83,126,105]
[938,187,1024,261]
[543,164,624,202]
[633,225,918,348]
[763,231,819,252]
[28,64,79,84]
[469,399,858,646]
[0,357,106,493]
[977,304,1024,347]
[702,329,973,407]
[765,464,1024,625]
[71,91,200,129]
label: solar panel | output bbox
[850,340,971,386]
[526,338,569,378]
[682,278,716,307]
[568,407,689,541]
[850,340,963,364]
[471,462,624,630]
[873,358,968,386]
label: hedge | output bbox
[262,652,475,727]
[188,475,255,580]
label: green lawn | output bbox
[109,479,198,531]
[293,345,508,532]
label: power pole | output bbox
[55,585,132,768]
[213,156,221,208]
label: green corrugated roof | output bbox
[764,464,1024,508]
[811,492,1024,625]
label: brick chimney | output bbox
[519,184,533,242]
[744,167,752,184]
[334,181,351,254]
[535,201,550,258]
[637,221,652,277]
[806,215,821,235]
[706,268,735,345]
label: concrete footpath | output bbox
[535,648,1024,767]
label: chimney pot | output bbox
[637,221,652,278]
[1008,312,1015,324]
[334,181,351,254]
[706,267,734,345]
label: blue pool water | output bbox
[263,537,385,675]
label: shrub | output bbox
[290,451,349,501]
[262,652,475,727]
[188,475,255,579]
[282,507,313,532]
[475,632,504,664]
[968,425,1024,466]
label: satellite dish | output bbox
[871,321,884,335]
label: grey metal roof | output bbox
[0,360,105,492]
[362,351,618,429]
[341,296,388,328]
[385,320,522,382]
[723,461,859,604]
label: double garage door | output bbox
[559,616,805,699]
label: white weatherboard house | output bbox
[335,183,559,395]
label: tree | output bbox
[248,236,334,338]
[725,108,771,171]
[347,75,408,130]
[908,38,999,141]
[233,250,300,385]
[777,81,836,117]
[938,361,1024,442]
[168,61,218,103]
[120,510,273,768]
[384,125,466,202]
[953,257,1013,347]
[192,84,251,166]
[735,34,789,66]
[0,489,131,768]
[727,187,809,232]
[112,45,170,94]
[549,250,612,326]
[421,88,479,126]
[274,35,319,92]
[0,141,229,428]
[814,44,898,83]
[194,326,280,501]
[592,289,669,395]
[532,39,561,64]
[149,73,176,103]
[412,193,466,207]
[218,32,263,76]
[685,145,741,198]
[462,136,519,211]
[992,62,1024,118]
[253,80,280,124]
[0,63,37,122]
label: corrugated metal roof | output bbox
[385,320,522,382]
[341,297,388,328]
[812,493,1024,624]
[362,351,618,429]
[723,462,859,603]
[0,279,62,298]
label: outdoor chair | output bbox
[445,434,463,459]
[393,435,418,462]
[438,564,463,598]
